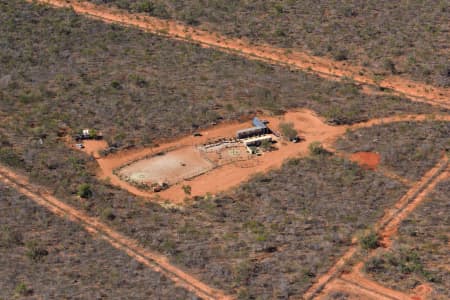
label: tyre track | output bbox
[0,165,232,300]
[304,155,449,299]
[30,0,450,109]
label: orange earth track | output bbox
[31,0,450,109]
[0,166,232,300]
[81,111,450,204]
[304,155,449,300]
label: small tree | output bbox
[25,241,48,262]
[308,141,331,156]
[88,129,98,139]
[360,231,380,250]
[77,183,92,198]
[182,185,191,196]
[15,282,32,296]
[279,122,297,140]
[260,139,272,151]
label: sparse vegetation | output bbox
[279,122,298,140]
[77,183,93,198]
[336,121,450,180]
[364,179,450,297]
[87,0,450,87]
[0,1,448,299]
[0,0,445,155]
[360,231,380,250]
[0,183,196,299]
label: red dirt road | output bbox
[84,110,347,203]
[305,155,449,300]
[32,0,450,109]
[82,112,450,204]
[0,165,232,300]
[378,158,449,247]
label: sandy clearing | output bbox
[84,110,347,203]
[118,146,214,186]
[0,165,232,300]
[31,0,450,109]
[80,112,450,204]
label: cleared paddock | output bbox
[118,146,214,186]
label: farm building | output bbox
[243,135,272,147]
[236,117,270,139]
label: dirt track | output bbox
[31,0,450,109]
[0,165,232,300]
[82,112,450,203]
[305,155,449,300]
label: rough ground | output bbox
[0,0,448,299]
[308,156,449,300]
[83,0,450,88]
[336,120,450,181]
[35,0,450,108]
[0,166,230,300]
[365,176,450,299]
[0,182,199,300]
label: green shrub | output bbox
[279,122,298,140]
[25,241,48,262]
[15,282,32,296]
[182,185,191,196]
[77,183,93,198]
[308,141,331,156]
[360,231,380,250]
[101,207,116,221]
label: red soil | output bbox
[31,0,450,110]
[0,166,231,300]
[349,152,380,170]
[82,110,347,203]
[306,156,449,300]
[75,112,450,204]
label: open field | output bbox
[0,182,198,299]
[364,177,450,299]
[336,120,450,181]
[118,146,215,186]
[83,0,450,88]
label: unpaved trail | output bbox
[302,247,358,299]
[0,165,232,300]
[317,278,410,300]
[378,160,449,247]
[348,114,450,130]
[332,262,435,300]
[85,110,348,203]
[31,0,450,109]
[81,112,449,204]
[304,155,449,300]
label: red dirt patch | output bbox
[71,113,449,204]
[350,152,380,170]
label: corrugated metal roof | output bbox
[252,117,266,128]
